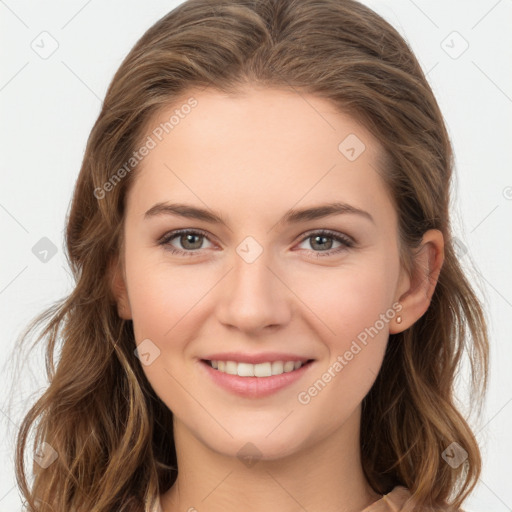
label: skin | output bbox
[110,85,444,512]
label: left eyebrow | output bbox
[143,201,375,226]
[280,201,374,226]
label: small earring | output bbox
[396,315,402,324]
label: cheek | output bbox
[125,253,212,342]
[291,256,397,339]
[294,277,394,426]
[289,254,397,398]
[123,254,211,414]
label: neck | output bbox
[160,406,382,512]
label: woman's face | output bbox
[115,86,410,460]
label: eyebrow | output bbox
[144,201,374,226]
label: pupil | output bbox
[313,235,332,250]
[182,234,202,249]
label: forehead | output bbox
[127,86,393,224]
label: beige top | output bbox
[156,485,463,511]
[361,486,412,511]
[154,486,411,512]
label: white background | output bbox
[1,1,511,510]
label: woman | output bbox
[14,0,488,510]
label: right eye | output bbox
[158,229,215,256]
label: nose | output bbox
[215,249,292,334]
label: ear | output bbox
[108,255,132,320]
[390,229,444,334]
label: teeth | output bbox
[209,359,306,377]
[237,362,255,377]
[225,361,237,375]
[284,361,295,372]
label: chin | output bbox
[199,424,310,463]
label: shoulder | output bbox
[377,486,465,512]
[362,486,410,511]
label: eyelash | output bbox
[157,228,355,258]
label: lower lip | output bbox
[199,360,314,398]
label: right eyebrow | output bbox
[144,202,229,226]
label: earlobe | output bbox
[390,229,444,334]
[108,256,133,320]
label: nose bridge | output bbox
[215,240,291,332]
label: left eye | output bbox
[296,231,354,254]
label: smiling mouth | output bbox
[202,359,314,377]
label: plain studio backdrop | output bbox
[0,1,511,510]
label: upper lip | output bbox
[202,352,314,364]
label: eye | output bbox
[158,229,214,256]
[296,230,354,256]
[158,228,354,258]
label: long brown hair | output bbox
[12,0,489,510]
